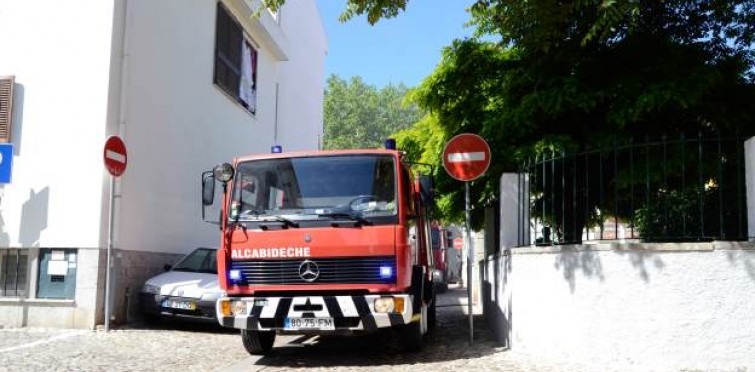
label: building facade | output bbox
[0,0,327,328]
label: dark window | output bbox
[0,76,13,142]
[214,3,258,114]
[431,229,440,250]
[231,155,398,220]
[0,249,28,297]
[37,249,77,300]
[401,166,415,216]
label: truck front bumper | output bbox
[216,294,414,333]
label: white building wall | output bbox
[483,244,755,370]
[115,0,326,256]
[275,0,327,151]
[0,0,325,327]
[0,0,115,248]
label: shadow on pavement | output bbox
[117,318,236,334]
[254,286,502,368]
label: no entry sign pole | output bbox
[103,136,127,332]
[442,133,491,346]
[105,169,115,332]
[464,181,473,345]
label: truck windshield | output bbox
[230,155,397,222]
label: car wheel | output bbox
[142,313,161,326]
[241,330,275,355]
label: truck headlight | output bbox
[374,297,404,313]
[142,284,160,295]
[231,301,248,316]
[219,299,248,317]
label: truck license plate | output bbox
[284,317,335,330]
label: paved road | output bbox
[0,286,596,372]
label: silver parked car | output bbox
[139,247,221,323]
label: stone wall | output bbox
[483,242,755,370]
[105,249,184,325]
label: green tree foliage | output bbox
[400,1,755,229]
[323,75,421,150]
[265,0,407,24]
[267,0,755,234]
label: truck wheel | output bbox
[399,319,425,352]
[428,297,436,330]
[241,330,275,355]
[435,282,448,294]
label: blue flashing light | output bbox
[379,266,393,279]
[384,138,396,150]
[229,269,242,281]
[271,145,283,154]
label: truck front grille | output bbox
[229,256,397,285]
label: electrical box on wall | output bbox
[37,249,77,299]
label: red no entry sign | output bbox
[442,133,491,181]
[104,136,127,177]
[453,237,464,250]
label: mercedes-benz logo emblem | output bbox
[298,260,320,282]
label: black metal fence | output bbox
[517,133,749,246]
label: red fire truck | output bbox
[201,145,437,355]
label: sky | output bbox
[315,0,477,88]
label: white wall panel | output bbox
[0,0,115,248]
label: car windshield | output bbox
[171,248,217,274]
[230,155,397,221]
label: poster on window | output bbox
[239,40,257,113]
[48,260,68,276]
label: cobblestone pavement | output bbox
[0,286,602,372]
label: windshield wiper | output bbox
[256,215,299,229]
[316,212,370,226]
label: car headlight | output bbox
[142,284,160,294]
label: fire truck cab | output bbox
[201,147,437,355]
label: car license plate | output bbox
[162,299,196,310]
[284,317,334,330]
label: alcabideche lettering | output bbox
[231,247,311,259]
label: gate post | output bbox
[500,173,529,248]
[746,137,755,241]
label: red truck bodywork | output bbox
[205,149,437,355]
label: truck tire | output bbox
[428,296,436,330]
[435,282,448,294]
[399,317,425,352]
[241,330,275,355]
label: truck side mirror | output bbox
[418,175,434,202]
[202,171,215,206]
[201,171,219,224]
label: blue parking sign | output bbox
[0,143,13,183]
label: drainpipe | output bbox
[105,0,131,331]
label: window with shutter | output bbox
[0,76,13,143]
[213,4,258,115]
